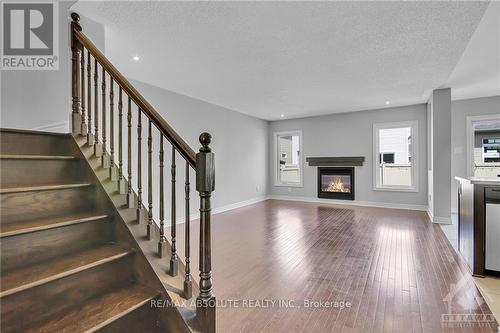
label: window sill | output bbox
[373,186,418,193]
[274,183,303,188]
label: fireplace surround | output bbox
[317,167,355,200]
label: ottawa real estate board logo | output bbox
[1,1,59,70]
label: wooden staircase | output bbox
[1,12,217,333]
[0,129,185,332]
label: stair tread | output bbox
[30,284,158,333]
[0,154,76,160]
[1,244,132,297]
[0,212,109,238]
[0,183,92,194]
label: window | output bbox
[274,131,303,187]
[466,115,500,178]
[373,121,418,191]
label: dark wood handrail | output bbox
[73,30,196,168]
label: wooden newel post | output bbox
[196,132,216,333]
[71,13,82,134]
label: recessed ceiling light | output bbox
[385,101,390,105]
[280,114,285,118]
[132,55,140,62]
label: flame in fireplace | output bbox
[325,177,350,193]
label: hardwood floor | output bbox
[170,199,498,333]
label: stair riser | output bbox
[0,159,83,187]
[1,219,113,271]
[0,255,135,333]
[0,187,98,224]
[96,301,160,333]
[0,131,73,156]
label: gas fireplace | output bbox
[317,167,355,200]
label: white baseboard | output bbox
[427,208,434,222]
[426,208,452,224]
[31,121,69,133]
[268,195,428,211]
[162,195,270,226]
[213,195,270,215]
[432,216,453,224]
[160,194,432,228]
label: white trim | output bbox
[432,216,452,224]
[158,195,433,231]
[427,170,433,218]
[213,195,270,215]
[269,194,427,211]
[426,208,452,224]
[427,207,434,222]
[31,121,69,133]
[466,114,500,178]
[273,130,304,187]
[372,186,417,193]
[161,195,271,226]
[373,120,419,192]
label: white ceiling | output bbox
[73,1,497,120]
[446,1,500,102]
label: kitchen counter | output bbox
[455,176,500,185]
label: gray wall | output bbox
[130,80,269,215]
[1,1,75,132]
[0,4,269,217]
[78,13,270,214]
[1,2,497,216]
[451,95,500,212]
[79,15,105,53]
[268,104,428,207]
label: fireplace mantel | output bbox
[306,156,365,166]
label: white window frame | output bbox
[373,121,418,192]
[274,130,303,187]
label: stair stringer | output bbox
[71,134,202,332]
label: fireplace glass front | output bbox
[317,167,354,200]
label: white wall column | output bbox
[428,88,452,224]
